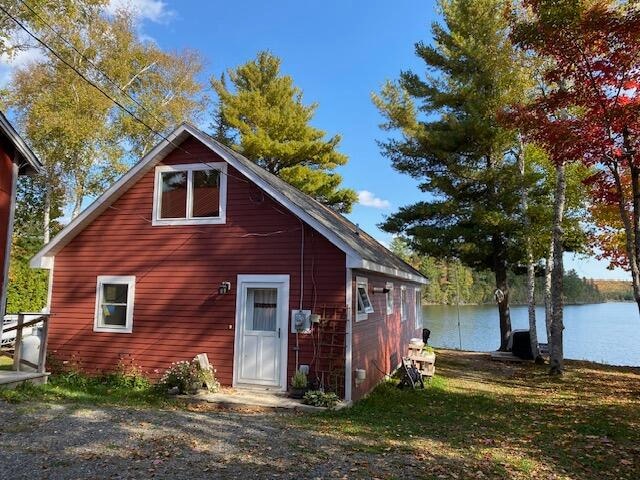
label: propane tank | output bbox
[20,335,41,372]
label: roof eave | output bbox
[348,257,428,284]
[0,112,42,174]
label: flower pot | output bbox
[289,387,306,399]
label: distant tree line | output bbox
[392,238,630,306]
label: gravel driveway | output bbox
[0,402,413,479]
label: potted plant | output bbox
[422,345,436,364]
[289,370,308,399]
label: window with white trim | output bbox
[415,288,423,329]
[356,277,374,321]
[401,286,408,322]
[153,163,227,225]
[94,276,135,333]
[385,282,394,316]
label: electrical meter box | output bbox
[291,309,312,334]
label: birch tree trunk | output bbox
[517,141,541,362]
[549,161,566,375]
[43,182,51,245]
[544,247,553,353]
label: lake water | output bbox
[423,302,640,366]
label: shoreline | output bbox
[422,300,635,307]
[432,347,640,369]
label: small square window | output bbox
[356,277,374,321]
[94,276,135,333]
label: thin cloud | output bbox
[106,0,175,24]
[357,190,391,209]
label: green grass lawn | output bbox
[0,369,173,408]
[288,350,640,480]
[0,356,12,370]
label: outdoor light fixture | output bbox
[218,281,231,295]
[372,286,390,294]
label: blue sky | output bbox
[125,0,631,280]
[3,0,631,280]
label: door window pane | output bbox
[193,170,220,218]
[160,171,187,218]
[248,288,277,331]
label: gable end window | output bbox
[94,276,135,333]
[153,163,227,226]
[385,282,394,316]
[356,277,374,321]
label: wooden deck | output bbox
[0,370,49,389]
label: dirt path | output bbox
[0,402,402,479]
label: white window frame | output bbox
[152,162,228,226]
[355,276,374,322]
[415,287,423,329]
[385,282,394,316]
[94,275,136,333]
[401,286,408,322]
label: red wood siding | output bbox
[350,271,421,401]
[0,138,15,312]
[49,137,347,390]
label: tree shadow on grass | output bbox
[289,352,640,480]
[0,400,526,480]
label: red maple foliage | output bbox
[507,0,640,304]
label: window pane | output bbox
[101,305,127,326]
[160,171,187,218]
[103,284,128,303]
[193,170,220,218]
[357,286,372,313]
[248,288,277,331]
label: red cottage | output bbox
[31,124,427,403]
[0,112,42,317]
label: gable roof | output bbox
[0,111,42,175]
[31,124,426,284]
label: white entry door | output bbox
[234,275,289,389]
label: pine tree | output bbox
[373,0,532,350]
[211,51,357,213]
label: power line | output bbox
[0,3,189,157]
[16,0,167,132]
[2,5,286,202]
[0,4,264,188]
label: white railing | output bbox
[0,313,50,373]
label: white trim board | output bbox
[0,112,42,173]
[344,267,353,403]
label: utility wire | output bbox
[16,0,167,132]
[0,3,189,157]
[2,3,264,189]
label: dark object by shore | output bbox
[511,330,533,360]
